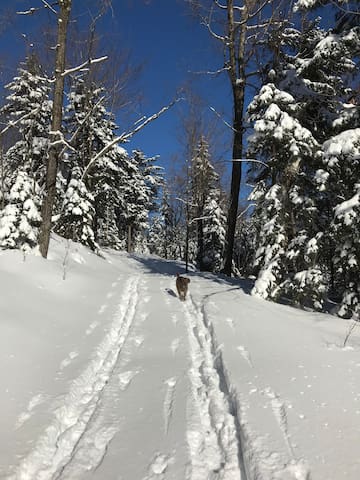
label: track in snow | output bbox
[183,295,246,480]
[9,275,141,480]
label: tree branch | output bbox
[81,98,182,180]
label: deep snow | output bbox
[1,236,360,479]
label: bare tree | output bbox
[38,0,72,258]
[187,0,289,275]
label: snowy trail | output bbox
[183,294,243,480]
[9,275,141,480]
[58,270,191,480]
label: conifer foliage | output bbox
[247,1,360,316]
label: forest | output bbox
[0,0,359,320]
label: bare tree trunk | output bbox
[223,0,247,276]
[39,0,72,258]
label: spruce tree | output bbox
[0,170,42,251]
[0,54,52,188]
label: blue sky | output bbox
[0,0,233,181]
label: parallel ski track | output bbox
[10,275,140,480]
[184,295,245,480]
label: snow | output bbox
[1,236,360,479]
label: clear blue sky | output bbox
[0,0,233,180]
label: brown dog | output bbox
[176,273,190,301]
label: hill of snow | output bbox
[1,235,359,479]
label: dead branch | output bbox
[81,97,182,180]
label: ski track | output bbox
[9,275,141,480]
[183,296,243,480]
[163,377,177,434]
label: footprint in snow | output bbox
[118,370,139,390]
[15,393,47,428]
[98,304,107,315]
[170,338,180,355]
[237,345,253,367]
[59,351,79,370]
[144,453,171,479]
[133,335,145,347]
[86,320,99,335]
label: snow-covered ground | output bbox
[1,236,360,480]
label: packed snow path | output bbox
[2,242,360,480]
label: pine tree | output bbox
[190,136,226,271]
[247,83,324,306]
[0,170,42,251]
[0,54,52,188]
[55,167,97,251]
[62,76,125,249]
[247,4,360,310]
[323,129,360,318]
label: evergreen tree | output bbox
[62,76,125,250]
[0,54,52,188]
[247,5,360,310]
[190,136,226,271]
[55,167,97,251]
[0,170,41,251]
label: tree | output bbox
[0,54,52,188]
[39,0,72,258]
[191,136,226,271]
[0,170,41,251]
[55,167,97,251]
[187,0,292,275]
[247,0,360,310]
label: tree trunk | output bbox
[39,0,72,258]
[222,0,247,276]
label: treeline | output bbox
[0,0,359,320]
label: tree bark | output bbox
[39,0,72,258]
[222,0,247,276]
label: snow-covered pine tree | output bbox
[248,3,360,310]
[190,136,226,271]
[117,152,152,253]
[148,186,182,259]
[202,188,227,272]
[322,130,360,318]
[292,0,360,313]
[55,167,97,251]
[62,76,125,249]
[0,54,52,188]
[247,83,324,306]
[0,170,41,252]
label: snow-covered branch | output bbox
[41,0,58,14]
[49,130,76,151]
[59,96,106,158]
[61,56,108,77]
[0,107,40,138]
[81,98,182,180]
[232,158,269,168]
[17,8,38,15]
[192,66,230,76]
[209,106,236,132]
[237,203,256,218]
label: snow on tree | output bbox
[63,77,125,249]
[0,54,52,188]
[55,167,97,251]
[201,191,227,272]
[322,129,360,318]
[247,82,325,307]
[189,136,226,271]
[0,170,41,252]
[148,186,182,260]
[247,5,360,310]
[250,183,287,300]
